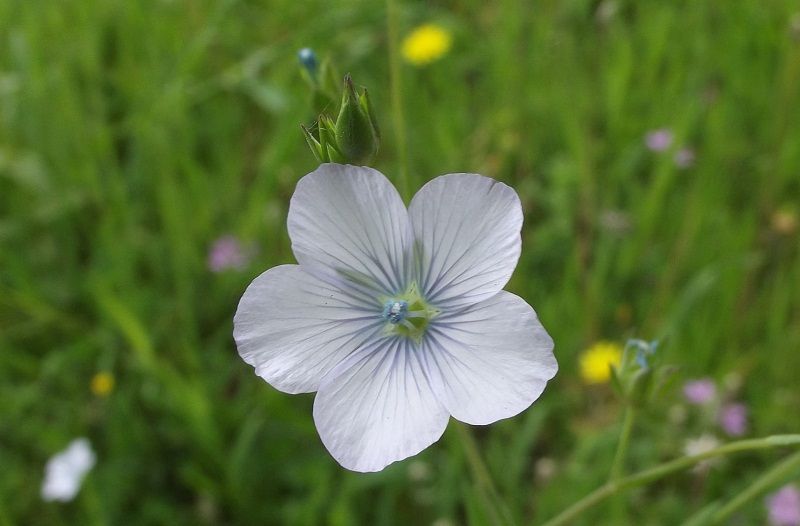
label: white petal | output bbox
[234,265,384,394]
[313,336,449,472]
[288,163,412,297]
[423,291,557,425]
[41,438,95,502]
[408,174,523,310]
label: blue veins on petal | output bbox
[234,164,558,473]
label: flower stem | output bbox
[541,434,800,526]
[608,406,636,520]
[708,449,800,524]
[384,0,410,201]
[609,406,636,482]
[454,423,516,525]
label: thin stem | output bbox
[709,449,800,524]
[454,423,516,526]
[608,406,637,520]
[609,406,636,481]
[384,0,410,201]
[541,434,800,526]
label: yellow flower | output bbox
[401,24,452,66]
[90,372,115,397]
[579,342,622,384]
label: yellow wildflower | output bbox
[401,24,452,66]
[579,342,622,384]
[90,372,115,397]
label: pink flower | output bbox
[645,128,673,152]
[683,378,716,405]
[674,148,695,168]
[767,485,800,526]
[719,403,748,436]
[208,235,250,272]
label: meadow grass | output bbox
[1,0,799,524]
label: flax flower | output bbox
[234,164,557,472]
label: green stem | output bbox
[609,406,636,482]
[384,0,410,201]
[709,449,800,524]
[454,424,516,526]
[541,434,800,526]
[608,406,636,520]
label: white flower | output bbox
[234,164,557,472]
[683,433,721,473]
[41,438,96,502]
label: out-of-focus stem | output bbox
[542,434,800,526]
[609,406,636,482]
[708,449,800,524]
[608,406,636,520]
[454,423,516,525]
[385,0,410,201]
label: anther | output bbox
[382,300,408,324]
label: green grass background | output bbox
[1,0,799,524]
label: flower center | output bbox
[382,300,409,324]
[380,283,439,343]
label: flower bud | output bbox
[301,74,380,165]
[298,48,318,75]
[298,48,338,118]
[334,74,380,164]
[610,339,672,407]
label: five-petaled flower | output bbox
[234,164,557,472]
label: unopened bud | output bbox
[334,74,380,164]
[298,48,318,75]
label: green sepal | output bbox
[359,87,380,140]
[301,124,325,163]
[628,367,654,408]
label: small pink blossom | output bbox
[767,485,800,526]
[645,128,673,152]
[208,235,250,272]
[674,148,695,168]
[719,403,748,436]
[683,378,716,405]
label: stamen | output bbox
[382,300,409,324]
[379,283,442,343]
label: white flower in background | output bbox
[41,438,96,502]
[683,433,721,473]
[234,164,557,472]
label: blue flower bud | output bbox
[611,339,670,408]
[298,48,318,75]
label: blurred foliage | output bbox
[1,0,799,524]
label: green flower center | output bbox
[380,283,439,343]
